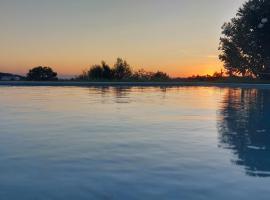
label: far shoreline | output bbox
[1,81,270,89]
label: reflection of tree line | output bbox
[90,86,168,103]
[218,89,270,177]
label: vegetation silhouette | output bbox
[113,58,133,80]
[76,58,170,82]
[27,66,58,81]
[218,89,270,177]
[219,0,270,79]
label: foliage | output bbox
[112,58,132,80]
[77,58,171,81]
[87,61,112,80]
[131,69,170,81]
[219,0,270,79]
[151,71,170,81]
[76,70,88,80]
[27,66,58,81]
[88,65,104,80]
[132,69,153,81]
[101,61,112,80]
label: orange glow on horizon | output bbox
[0,56,223,78]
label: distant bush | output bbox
[88,65,104,80]
[132,69,153,81]
[112,58,132,80]
[151,71,170,81]
[27,66,58,81]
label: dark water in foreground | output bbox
[0,86,270,200]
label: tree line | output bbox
[76,58,170,81]
[26,58,170,81]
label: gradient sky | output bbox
[0,0,246,77]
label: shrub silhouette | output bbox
[101,61,112,80]
[88,65,104,80]
[27,66,58,81]
[151,71,170,81]
[87,61,113,80]
[112,58,132,80]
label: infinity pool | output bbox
[0,86,270,199]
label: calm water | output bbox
[0,86,270,200]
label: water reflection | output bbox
[89,86,169,104]
[218,89,270,177]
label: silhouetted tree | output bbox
[212,70,224,78]
[132,69,152,81]
[151,71,170,81]
[112,58,132,80]
[88,65,103,80]
[76,69,88,80]
[27,66,58,81]
[219,0,270,79]
[101,61,112,80]
[87,61,113,80]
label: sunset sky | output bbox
[0,0,245,77]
